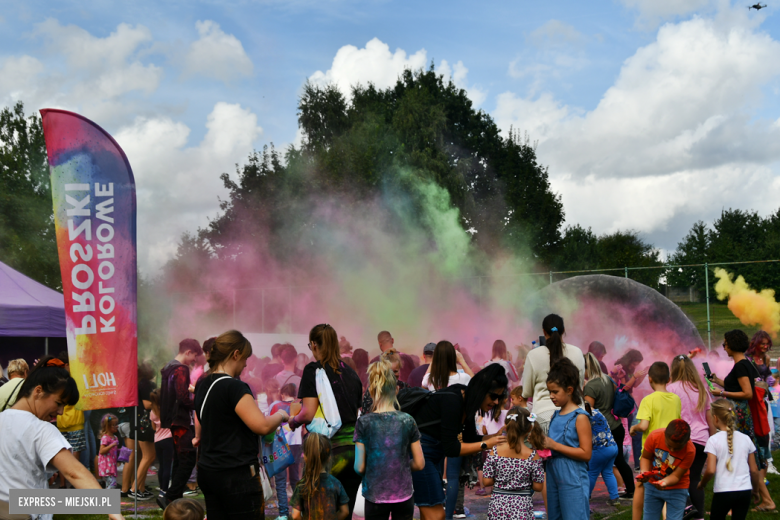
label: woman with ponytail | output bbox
[482,407,545,520]
[0,356,124,520]
[289,324,364,517]
[521,314,585,433]
[354,359,425,520]
[194,330,289,519]
[700,399,761,520]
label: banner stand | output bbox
[134,406,138,517]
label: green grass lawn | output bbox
[595,450,780,520]
[675,302,768,353]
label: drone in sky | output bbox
[748,3,767,9]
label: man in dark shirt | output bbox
[371,331,415,383]
[407,343,435,388]
[158,338,202,508]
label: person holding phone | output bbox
[707,330,775,512]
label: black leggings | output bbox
[710,490,752,520]
[155,438,174,493]
[611,425,635,494]
[365,496,415,520]
[688,442,707,517]
[331,444,363,518]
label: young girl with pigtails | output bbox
[353,358,425,520]
[482,406,545,520]
[700,399,761,520]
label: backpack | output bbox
[397,387,439,428]
[611,378,636,418]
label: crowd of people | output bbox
[0,316,778,520]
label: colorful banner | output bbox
[40,109,137,409]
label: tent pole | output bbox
[134,406,138,517]
[45,337,48,356]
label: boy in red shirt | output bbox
[640,420,696,520]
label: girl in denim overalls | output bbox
[545,358,592,520]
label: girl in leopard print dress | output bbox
[482,407,546,520]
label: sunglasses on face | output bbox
[488,391,505,401]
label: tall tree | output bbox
[0,101,60,289]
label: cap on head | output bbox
[423,343,436,355]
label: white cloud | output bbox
[310,38,486,106]
[309,37,427,96]
[527,20,586,48]
[439,59,487,107]
[494,91,570,141]
[493,8,780,245]
[184,20,254,83]
[115,102,262,271]
[619,0,716,29]
[0,19,162,126]
[509,20,588,90]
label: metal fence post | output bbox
[625,267,628,278]
[705,263,712,350]
[549,271,553,285]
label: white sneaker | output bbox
[278,516,288,520]
[768,461,779,475]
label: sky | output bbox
[2,0,779,274]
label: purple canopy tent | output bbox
[0,261,66,362]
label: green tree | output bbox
[0,101,60,289]
[552,224,599,272]
[596,230,662,288]
[292,66,564,261]
[667,221,710,294]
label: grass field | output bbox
[53,451,780,520]
[675,302,770,352]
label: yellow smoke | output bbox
[714,268,780,338]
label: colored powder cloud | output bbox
[714,268,780,337]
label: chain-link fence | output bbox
[545,260,780,356]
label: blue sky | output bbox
[2,0,780,272]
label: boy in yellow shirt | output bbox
[628,361,682,520]
[629,361,681,447]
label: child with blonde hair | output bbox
[163,498,205,520]
[482,406,545,520]
[98,413,120,489]
[699,399,760,520]
[354,358,424,520]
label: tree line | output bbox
[2,67,779,301]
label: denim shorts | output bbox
[411,434,446,507]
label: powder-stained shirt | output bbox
[642,428,696,490]
[354,411,421,503]
[290,473,348,520]
[590,409,616,449]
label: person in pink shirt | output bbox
[667,355,715,520]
